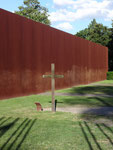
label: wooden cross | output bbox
[43,63,64,112]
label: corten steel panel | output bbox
[0,9,108,100]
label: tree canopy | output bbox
[76,19,113,70]
[76,19,111,46]
[108,21,113,70]
[15,0,50,25]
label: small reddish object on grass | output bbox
[35,102,43,111]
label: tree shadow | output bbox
[0,117,12,127]
[0,118,36,150]
[79,97,113,120]
[88,97,113,107]
[7,119,31,150]
[78,97,113,117]
[16,119,36,150]
[0,117,5,123]
[1,118,28,150]
[0,118,19,138]
[80,106,113,128]
[68,85,113,95]
[83,107,113,116]
[62,96,113,107]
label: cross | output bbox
[42,63,64,112]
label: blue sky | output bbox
[0,0,113,34]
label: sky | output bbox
[0,0,113,35]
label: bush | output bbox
[107,72,113,80]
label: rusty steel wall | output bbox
[0,9,108,100]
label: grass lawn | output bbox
[1,115,113,150]
[56,80,113,95]
[0,80,113,150]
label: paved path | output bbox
[41,91,113,115]
[44,106,113,115]
[40,83,113,115]
[39,92,113,97]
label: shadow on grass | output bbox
[0,117,36,150]
[68,85,113,95]
[0,117,12,127]
[102,123,113,134]
[88,97,113,107]
[0,118,19,138]
[96,124,113,146]
[16,119,36,150]
[79,122,94,150]
[79,121,113,150]
[62,96,113,107]
[78,97,113,118]
[1,118,28,150]
[0,117,5,123]
[84,121,102,150]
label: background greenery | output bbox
[107,72,113,80]
[15,0,50,25]
[76,19,113,71]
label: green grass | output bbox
[0,80,113,149]
[0,116,113,150]
[96,80,113,84]
[56,80,113,95]
[0,115,113,150]
[0,95,113,118]
[107,72,113,80]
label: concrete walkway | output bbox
[44,106,113,115]
[39,83,113,115]
[41,92,113,115]
[39,92,113,97]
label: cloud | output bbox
[53,0,75,6]
[107,10,113,20]
[49,0,113,23]
[55,22,73,31]
[49,9,76,22]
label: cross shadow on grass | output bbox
[0,118,36,150]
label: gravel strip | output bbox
[39,92,113,97]
[44,106,113,115]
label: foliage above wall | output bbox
[76,19,113,71]
[15,0,51,25]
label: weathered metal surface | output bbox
[0,9,108,100]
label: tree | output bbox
[15,0,50,25]
[76,19,111,46]
[108,21,113,70]
[76,28,89,39]
[76,19,113,70]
